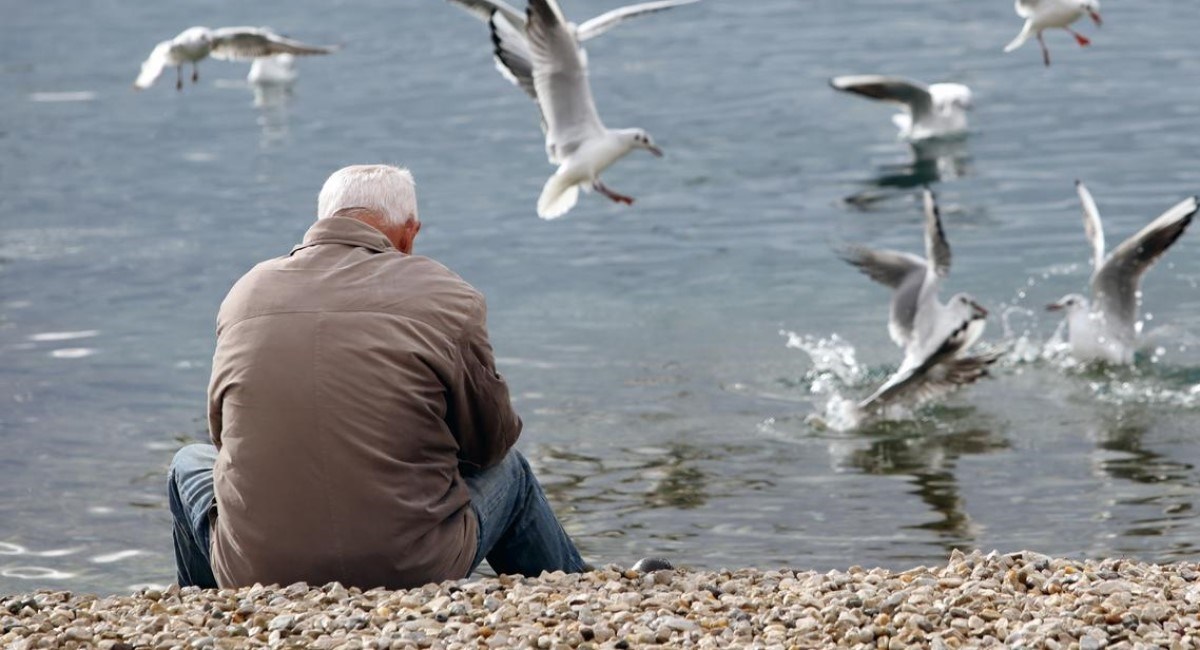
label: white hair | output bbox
[317,164,418,226]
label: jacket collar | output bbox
[290,217,396,256]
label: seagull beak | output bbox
[1046,302,1065,312]
[1088,8,1102,26]
[970,300,989,319]
[647,144,664,158]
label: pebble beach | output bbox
[4,550,1200,649]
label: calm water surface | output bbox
[2,0,1199,594]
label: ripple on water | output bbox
[50,348,97,359]
[1,567,76,580]
[28,91,96,103]
[28,330,100,342]
[0,542,25,555]
[91,550,147,564]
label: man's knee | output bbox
[169,443,217,483]
[497,448,534,481]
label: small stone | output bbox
[267,615,294,632]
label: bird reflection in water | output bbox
[1086,414,1196,553]
[249,54,296,146]
[838,414,1009,553]
[533,440,713,513]
[844,137,972,209]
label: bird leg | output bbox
[1037,32,1051,67]
[593,181,634,205]
[192,63,199,83]
[175,66,184,91]
[1067,28,1091,47]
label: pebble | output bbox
[3,552,1200,649]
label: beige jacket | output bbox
[207,217,521,589]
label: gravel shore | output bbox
[4,549,1200,649]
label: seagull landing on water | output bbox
[830,75,973,142]
[1004,0,1102,67]
[840,189,999,414]
[134,27,337,91]
[1047,182,1197,365]
[493,0,664,220]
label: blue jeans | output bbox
[167,443,219,589]
[168,444,586,587]
[464,449,587,575]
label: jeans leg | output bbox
[167,443,219,588]
[463,450,587,576]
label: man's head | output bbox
[317,165,421,253]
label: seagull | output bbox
[1004,0,1102,67]
[495,0,664,219]
[840,189,998,413]
[134,26,336,91]
[1047,182,1197,365]
[830,75,973,141]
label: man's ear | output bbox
[397,219,420,254]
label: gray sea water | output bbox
[2,0,1199,595]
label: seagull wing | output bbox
[1015,0,1041,18]
[1076,180,1107,272]
[527,0,606,156]
[575,0,701,41]
[445,0,525,25]
[923,188,952,278]
[209,27,337,61]
[840,245,928,349]
[858,319,998,413]
[830,75,935,124]
[134,40,173,89]
[1092,195,1198,330]
[490,10,538,100]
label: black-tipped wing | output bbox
[858,319,998,412]
[830,75,934,123]
[923,188,952,278]
[446,0,525,25]
[490,10,538,99]
[575,0,701,41]
[1092,195,1197,330]
[209,27,336,60]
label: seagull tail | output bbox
[537,174,580,220]
[1004,22,1033,52]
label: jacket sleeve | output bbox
[448,294,522,471]
[207,333,228,450]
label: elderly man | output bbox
[168,164,588,589]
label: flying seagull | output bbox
[840,189,998,413]
[1047,182,1197,365]
[1004,0,1102,67]
[135,26,337,91]
[494,0,664,219]
[830,75,972,142]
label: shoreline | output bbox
[3,549,1199,649]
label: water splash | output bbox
[781,331,868,393]
[993,302,1200,409]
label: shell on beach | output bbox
[3,550,1200,649]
